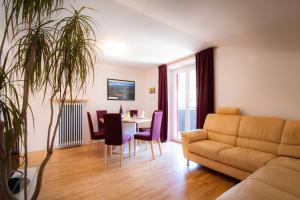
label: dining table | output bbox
[122,117,151,134]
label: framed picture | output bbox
[107,79,135,100]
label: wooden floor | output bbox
[28,142,239,200]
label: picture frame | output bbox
[107,79,135,100]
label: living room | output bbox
[0,0,300,200]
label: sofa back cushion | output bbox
[237,116,284,154]
[278,120,300,158]
[204,114,241,145]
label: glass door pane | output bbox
[189,70,196,130]
[177,72,186,140]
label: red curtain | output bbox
[195,47,215,129]
[158,64,168,142]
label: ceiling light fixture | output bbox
[101,41,128,57]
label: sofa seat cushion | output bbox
[219,147,277,172]
[189,140,234,161]
[268,156,300,172]
[249,165,300,198]
[217,178,299,200]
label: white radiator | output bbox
[57,102,83,148]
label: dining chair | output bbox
[103,113,132,167]
[129,110,138,117]
[87,112,105,155]
[134,111,163,160]
[138,110,160,132]
[96,110,107,132]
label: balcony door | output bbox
[171,66,196,141]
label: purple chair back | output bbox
[103,113,123,145]
[87,112,96,139]
[150,111,163,141]
[129,110,138,117]
[96,110,107,130]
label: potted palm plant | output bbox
[0,0,98,199]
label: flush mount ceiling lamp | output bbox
[101,41,128,57]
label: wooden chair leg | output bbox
[158,139,162,156]
[104,144,107,167]
[134,139,136,156]
[120,144,123,167]
[150,141,154,160]
[110,145,113,157]
[128,141,131,158]
[88,140,92,156]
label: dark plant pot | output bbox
[8,170,24,194]
[8,177,21,194]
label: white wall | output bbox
[27,92,53,153]
[215,47,300,120]
[27,64,158,152]
[142,68,159,116]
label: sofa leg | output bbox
[187,159,190,166]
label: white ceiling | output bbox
[71,0,300,68]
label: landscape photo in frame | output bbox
[107,79,135,100]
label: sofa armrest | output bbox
[181,129,208,143]
[181,129,208,159]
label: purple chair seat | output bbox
[134,131,151,141]
[123,134,132,143]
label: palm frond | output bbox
[48,7,97,99]
[11,19,55,93]
[3,0,63,24]
[0,67,24,151]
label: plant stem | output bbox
[22,78,29,200]
[6,148,11,180]
[31,87,67,200]
[22,59,36,200]
[0,160,17,200]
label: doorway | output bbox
[170,66,196,141]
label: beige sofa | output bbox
[181,107,300,200]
